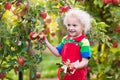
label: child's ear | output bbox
[82,25,85,30]
[82,26,85,33]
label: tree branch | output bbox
[63,0,72,8]
[0,10,5,20]
[73,0,77,7]
[0,53,5,69]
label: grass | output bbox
[38,52,61,79]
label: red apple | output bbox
[112,0,119,4]
[29,32,38,40]
[36,72,41,79]
[64,5,70,12]
[43,27,50,34]
[116,26,120,32]
[44,16,52,24]
[102,0,112,4]
[14,66,19,71]
[67,66,75,74]
[112,42,118,48]
[59,6,65,13]
[51,32,56,36]
[40,12,47,19]
[67,68,73,73]
[17,57,25,66]
[15,1,21,6]
[59,5,70,13]
[87,66,92,73]
[4,2,12,10]
[0,73,6,79]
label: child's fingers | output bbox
[37,32,47,43]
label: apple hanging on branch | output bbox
[115,25,120,33]
[112,0,119,4]
[17,57,25,66]
[4,2,12,10]
[51,32,56,37]
[14,66,19,72]
[59,5,71,13]
[43,27,50,34]
[0,72,6,79]
[44,16,52,24]
[102,0,112,4]
[112,42,118,48]
[39,12,47,19]
[15,1,21,6]
[29,32,45,41]
[36,72,41,79]
[29,32,38,40]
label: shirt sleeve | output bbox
[80,38,92,59]
[56,37,66,55]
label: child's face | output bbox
[65,17,84,38]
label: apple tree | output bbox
[0,0,58,79]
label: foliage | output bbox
[0,0,120,80]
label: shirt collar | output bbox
[66,34,85,42]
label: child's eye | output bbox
[73,24,77,27]
[67,24,71,26]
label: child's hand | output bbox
[71,60,79,69]
[60,59,76,75]
[37,32,47,43]
[66,64,76,75]
[37,32,45,40]
[66,60,80,74]
[56,60,77,79]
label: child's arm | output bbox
[73,58,89,69]
[73,38,91,69]
[45,37,60,57]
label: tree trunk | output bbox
[19,71,23,80]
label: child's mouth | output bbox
[69,31,75,34]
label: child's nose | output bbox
[69,26,74,30]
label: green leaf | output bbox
[21,47,28,53]
[3,66,13,73]
[25,61,34,66]
[7,59,16,65]
[34,45,40,50]
[104,66,110,73]
[30,67,36,79]
[56,63,63,67]
[34,54,42,64]
[60,70,65,80]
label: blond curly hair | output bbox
[63,8,92,34]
